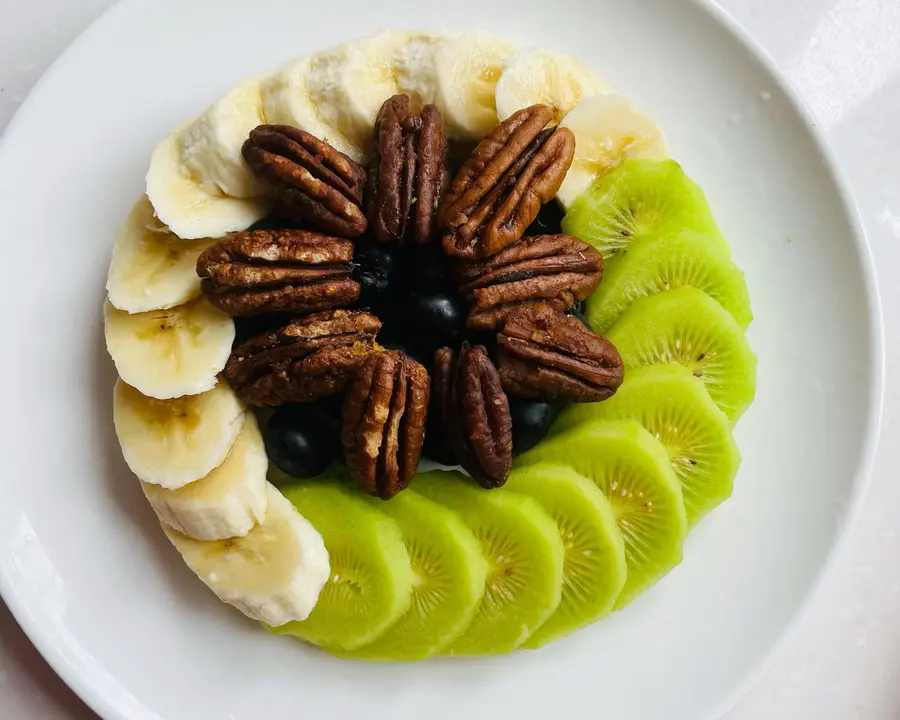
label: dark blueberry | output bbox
[404,243,452,292]
[233,314,289,344]
[524,200,565,237]
[264,405,341,479]
[566,303,592,330]
[352,240,403,311]
[398,292,466,357]
[247,215,302,232]
[509,396,566,456]
[423,423,458,466]
[377,335,429,366]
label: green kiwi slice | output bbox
[605,286,757,422]
[503,463,627,645]
[586,230,753,334]
[274,481,413,651]
[413,470,564,656]
[344,490,488,661]
[557,364,741,526]
[519,420,686,609]
[561,158,724,261]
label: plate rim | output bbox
[0,0,885,718]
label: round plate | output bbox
[0,0,882,718]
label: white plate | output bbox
[0,0,883,718]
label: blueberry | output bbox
[264,405,341,479]
[566,303,592,330]
[404,243,452,292]
[233,314,289,344]
[524,201,565,237]
[398,292,466,357]
[247,215,302,232]
[423,423,458,466]
[352,240,403,311]
[509,396,566,455]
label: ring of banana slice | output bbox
[104,29,669,630]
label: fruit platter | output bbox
[103,28,757,661]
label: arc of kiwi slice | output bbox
[556,363,741,526]
[518,420,686,609]
[503,463,627,646]
[413,470,564,656]
[342,490,488,661]
[274,481,413,651]
[560,158,725,262]
[586,229,753,335]
[605,285,757,422]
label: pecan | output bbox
[497,303,624,402]
[342,351,430,499]
[439,105,575,260]
[196,229,359,316]
[456,234,603,330]
[242,125,367,238]
[223,309,381,406]
[365,95,448,246]
[434,344,513,488]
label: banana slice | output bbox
[306,30,411,155]
[142,414,268,541]
[556,93,670,208]
[495,47,612,124]
[104,298,235,400]
[262,57,364,163]
[164,483,330,626]
[432,32,518,140]
[179,77,266,199]
[113,379,245,489]
[393,30,450,112]
[106,196,214,313]
[146,124,272,240]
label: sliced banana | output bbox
[179,77,266,199]
[104,297,235,400]
[142,414,268,541]
[393,29,450,112]
[113,379,245,489]
[556,93,670,208]
[495,47,612,124]
[106,196,214,314]
[164,483,330,626]
[432,32,518,140]
[306,30,411,156]
[146,124,272,241]
[261,56,364,163]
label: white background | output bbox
[1,0,898,717]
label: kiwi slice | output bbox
[605,286,757,422]
[344,490,488,661]
[557,364,741,526]
[561,158,724,261]
[586,230,753,334]
[274,481,413,651]
[503,463,627,645]
[519,420,686,609]
[413,470,564,656]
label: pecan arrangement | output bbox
[205,96,625,498]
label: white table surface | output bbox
[2,0,899,717]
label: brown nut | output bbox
[434,344,513,488]
[439,105,575,260]
[497,303,624,402]
[223,309,381,406]
[456,234,603,330]
[342,351,430,499]
[365,95,448,246]
[196,229,359,316]
[242,125,367,238]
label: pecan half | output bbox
[497,303,624,402]
[197,229,359,316]
[242,125,367,238]
[366,95,448,246]
[342,351,430,499]
[439,105,575,260]
[456,234,603,330]
[223,309,381,406]
[434,344,513,488]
